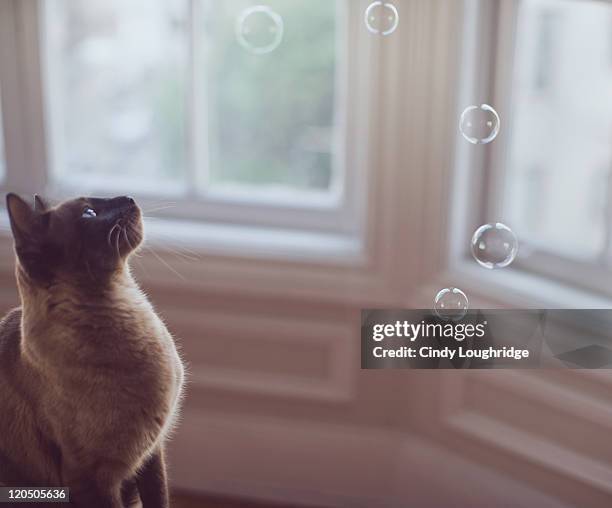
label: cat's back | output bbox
[0,307,22,369]
[0,307,63,486]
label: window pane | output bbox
[45,0,188,193]
[503,0,612,261]
[199,0,341,194]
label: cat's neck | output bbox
[17,262,146,325]
[17,261,161,370]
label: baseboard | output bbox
[167,408,571,508]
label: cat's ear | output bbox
[6,193,48,246]
[33,194,48,213]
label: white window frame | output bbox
[9,0,607,309]
[0,0,403,302]
[0,0,48,196]
[3,0,610,310]
[438,0,612,309]
[37,0,368,237]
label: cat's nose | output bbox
[121,196,136,209]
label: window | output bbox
[44,0,189,193]
[462,0,612,296]
[532,9,557,91]
[42,0,348,232]
[199,0,340,194]
[610,9,612,66]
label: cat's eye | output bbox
[82,207,97,218]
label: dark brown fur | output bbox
[0,194,184,507]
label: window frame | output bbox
[14,0,605,310]
[36,0,367,236]
[448,0,612,305]
[0,0,415,305]
[0,0,48,196]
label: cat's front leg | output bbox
[135,446,169,508]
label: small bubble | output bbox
[364,1,399,36]
[459,104,500,144]
[471,223,518,269]
[434,287,469,321]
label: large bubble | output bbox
[459,104,500,144]
[236,5,284,55]
[364,1,399,36]
[471,223,518,269]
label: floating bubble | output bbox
[434,287,469,321]
[471,222,518,269]
[236,5,284,55]
[364,1,399,36]
[459,104,500,144]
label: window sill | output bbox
[143,217,365,266]
[437,259,612,309]
[0,209,380,304]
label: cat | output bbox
[0,194,185,508]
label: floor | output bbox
[171,491,301,508]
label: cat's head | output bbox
[6,194,143,282]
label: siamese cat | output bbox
[0,194,184,508]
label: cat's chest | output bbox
[86,308,180,386]
[28,304,184,462]
[40,308,183,438]
[35,302,181,401]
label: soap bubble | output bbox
[236,5,284,55]
[459,104,500,144]
[434,287,469,321]
[471,223,518,269]
[365,1,399,36]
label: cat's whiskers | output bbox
[142,204,177,214]
[144,200,177,208]
[140,229,201,262]
[141,244,186,281]
[155,243,199,262]
[140,217,201,262]
[122,226,142,258]
[122,224,150,278]
[134,212,199,279]
[107,223,120,248]
[114,224,121,260]
[160,240,201,260]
